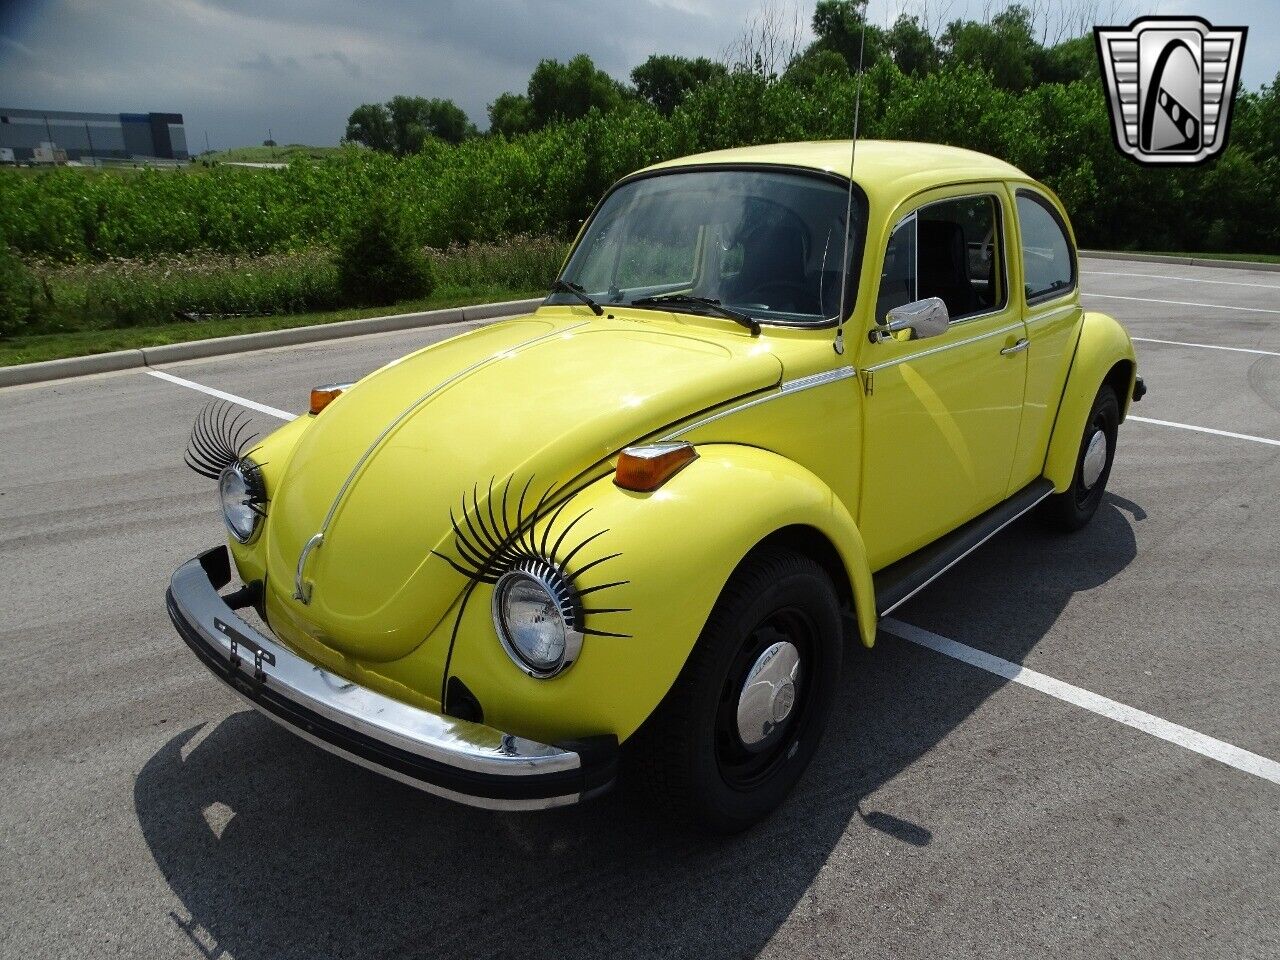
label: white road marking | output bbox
[146,369,296,421]
[1132,337,1280,358]
[1129,415,1280,448]
[1082,292,1280,316]
[1084,269,1280,290]
[882,618,1280,787]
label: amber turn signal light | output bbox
[614,442,698,492]
[309,382,354,415]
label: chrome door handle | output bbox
[1000,338,1029,356]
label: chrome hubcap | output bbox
[736,640,801,750]
[1081,429,1108,490]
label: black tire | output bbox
[626,547,843,833]
[1041,384,1120,532]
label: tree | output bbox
[527,54,625,127]
[810,0,886,71]
[487,92,535,137]
[631,55,727,114]
[387,95,475,151]
[1032,34,1097,86]
[940,5,1038,91]
[783,47,850,88]
[344,103,393,152]
[347,97,474,154]
[885,14,938,77]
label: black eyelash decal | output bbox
[184,400,269,515]
[433,474,630,639]
[185,400,259,479]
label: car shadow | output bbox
[134,497,1138,960]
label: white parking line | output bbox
[146,369,296,421]
[882,618,1280,787]
[1132,337,1280,358]
[1084,270,1280,290]
[1129,415,1280,448]
[1082,292,1280,316]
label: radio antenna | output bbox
[833,7,868,356]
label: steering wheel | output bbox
[737,280,815,313]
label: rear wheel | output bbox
[627,548,843,833]
[1042,385,1120,531]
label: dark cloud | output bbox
[0,0,764,147]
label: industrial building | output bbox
[0,108,188,164]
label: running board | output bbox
[873,478,1054,617]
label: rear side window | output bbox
[1017,192,1075,302]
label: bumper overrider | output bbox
[166,546,617,810]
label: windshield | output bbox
[551,169,863,326]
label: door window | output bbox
[1017,191,1075,302]
[881,194,1006,324]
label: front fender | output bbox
[1043,311,1137,493]
[438,443,877,745]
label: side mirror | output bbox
[873,297,950,342]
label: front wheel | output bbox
[627,548,843,833]
[1042,385,1120,531]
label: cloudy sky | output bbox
[1,0,1275,150]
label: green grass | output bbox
[0,284,541,367]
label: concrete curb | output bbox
[0,297,542,389]
[1080,250,1280,273]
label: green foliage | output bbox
[528,54,627,127]
[783,48,850,88]
[1032,35,1098,86]
[811,0,886,70]
[631,55,727,114]
[345,103,395,152]
[16,236,563,339]
[884,14,938,77]
[346,96,475,153]
[940,5,1038,91]
[488,92,536,137]
[336,193,435,306]
[0,237,44,339]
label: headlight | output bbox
[491,559,583,678]
[219,460,265,543]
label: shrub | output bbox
[336,193,435,305]
[0,240,43,339]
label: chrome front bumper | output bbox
[166,547,617,811]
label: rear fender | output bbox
[1044,310,1137,493]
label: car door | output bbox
[857,185,1029,570]
[1007,187,1085,489]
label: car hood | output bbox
[264,312,781,662]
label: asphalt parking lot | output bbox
[1,255,1277,960]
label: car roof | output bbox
[640,140,1032,205]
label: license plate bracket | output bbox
[215,618,276,684]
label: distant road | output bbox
[222,161,287,169]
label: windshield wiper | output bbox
[629,294,761,337]
[549,279,603,315]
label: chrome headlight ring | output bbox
[218,459,267,544]
[491,558,584,679]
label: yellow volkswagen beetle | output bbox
[168,141,1144,832]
